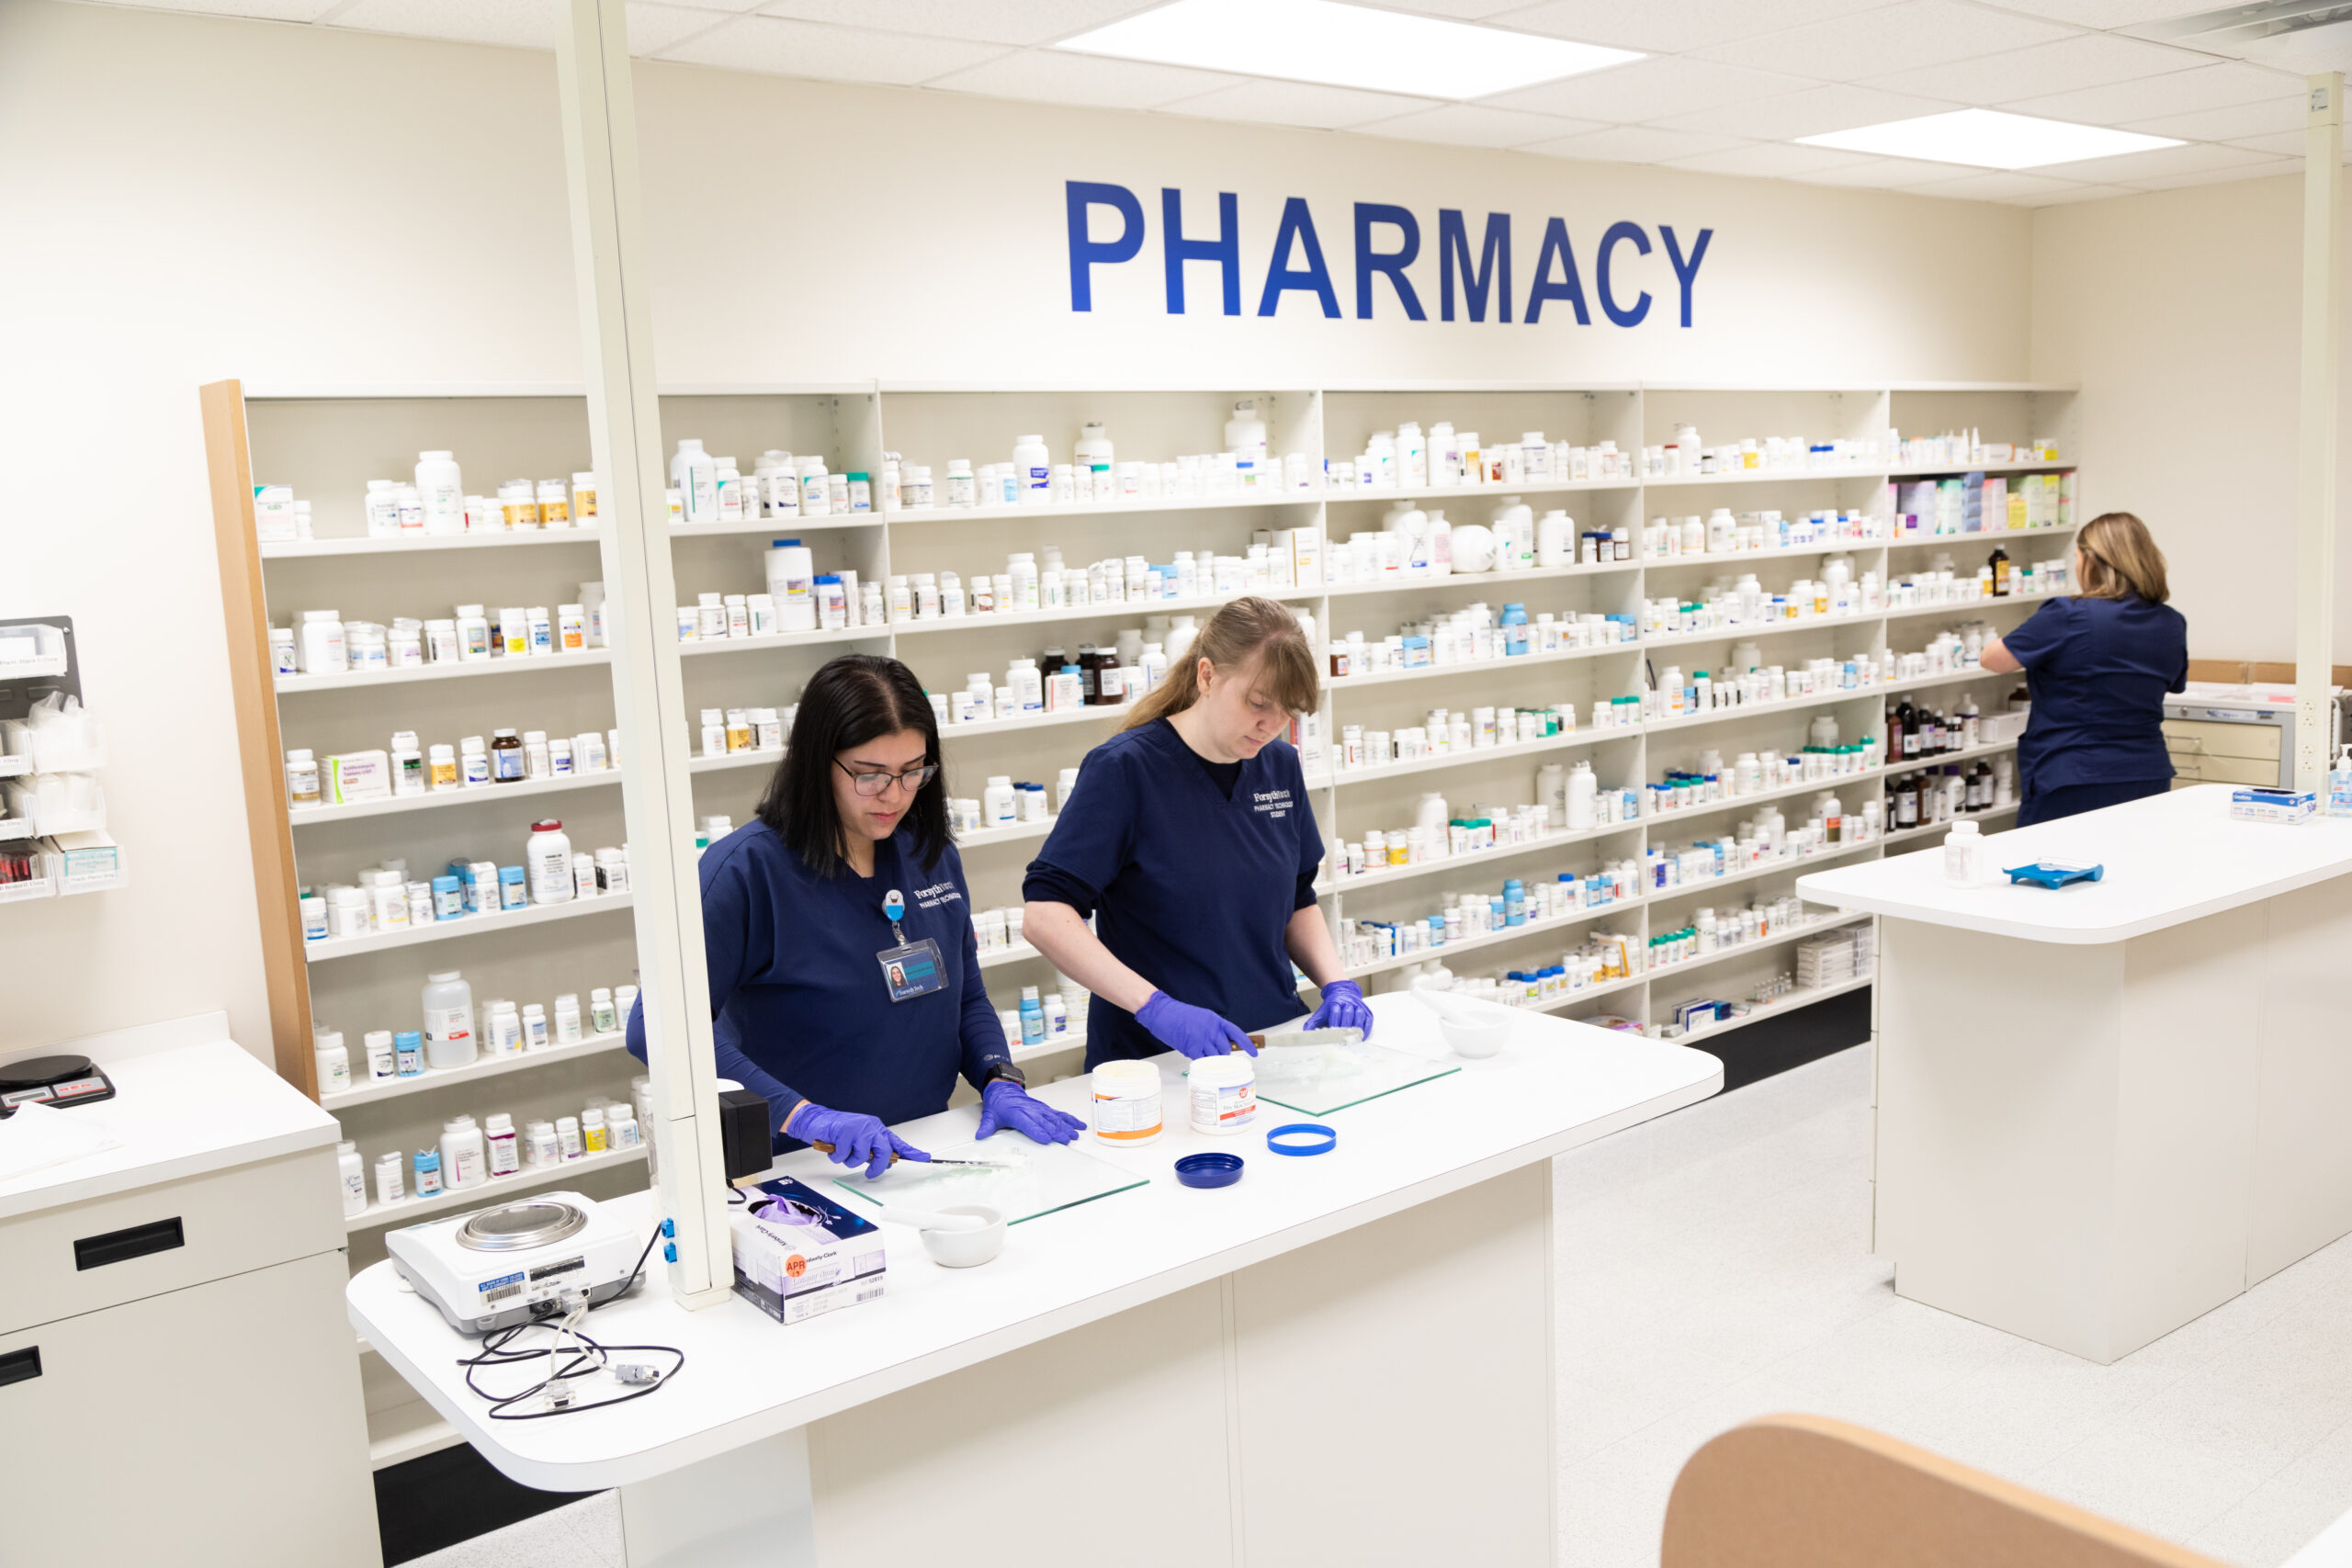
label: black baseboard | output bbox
[377,1442,597,1565]
[1703,985,1871,1093]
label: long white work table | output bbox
[351,993,1719,1568]
[1798,784,2352,1364]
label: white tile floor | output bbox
[407,1043,2352,1568]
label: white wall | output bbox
[0,0,2036,1059]
[2032,173,2351,664]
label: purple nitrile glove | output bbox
[786,1101,930,1179]
[1136,991,1255,1060]
[974,1079,1086,1145]
[1306,978,1374,1039]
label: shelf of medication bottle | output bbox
[1638,537,1892,570]
[676,623,885,658]
[1660,971,1878,1041]
[1319,819,1637,900]
[1884,459,2074,478]
[1638,614,1877,654]
[1642,467,1886,490]
[884,490,1323,527]
[888,587,1310,641]
[1522,964,1654,1017]
[1641,765,1893,830]
[345,1143,649,1233]
[275,649,614,694]
[1644,837,1886,908]
[1327,640,1634,694]
[1319,559,1639,601]
[1876,801,2019,850]
[1320,726,1623,791]
[289,769,622,826]
[1878,593,2048,626]
[1346,897,1642,981]
[259,528,607,560]
[1884,520,2078,549]
[305,891,636,964]
[1324,476,1640,504]
[976,941,1048,972]
[1011,1031,1084,1065]
[670,514,884,538]
[1645,684,1889,738]
[958,816,1057,851]
[322,1031,633,1111]
[939,704,1126,742]
[1617,909,1872,991]
[1876,663,2017,698]
[688,746,783,775]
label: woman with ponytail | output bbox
[1022,597,1373,1066]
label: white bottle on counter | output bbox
[440,1116,487,1190]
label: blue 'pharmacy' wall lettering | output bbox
[1066,182,1714,330]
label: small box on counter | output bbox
[2230,787,2318,826]
[729,1177,888,1325]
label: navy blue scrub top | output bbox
[2001,593,2188,797]
[1023,718,1323,1067]
[625,822,1011,1151]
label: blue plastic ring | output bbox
[1265,1122,1338,1157]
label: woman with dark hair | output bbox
[626,653,1081,1175]
[1023,596,1372,1068]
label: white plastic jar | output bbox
[527,818,573,904]
[1090,1058,1163,1148]
[1189,1053,1257,1135]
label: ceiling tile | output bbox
[1354,103,1606,148]
[2127,159,2297,189]
[2226,130,2352,163]
[1788,153,1981,186]
[2001,59,2300,124]
[98,0,346,19]
[2126,94,2305,141]
[1693,0,2078,83]
[1664,141,1883,177]
[330,0,563,49]
[1350,0,1532,17]
[1877,30,2211,104]
[2029,138,2287,181]
[925,48,1245,109]
[1521,125,1752,163]
[1162,78,1442,130]
[1479,56,1814,122]
[1654,83,1960,139]
[755,0,1157,46]
[2015,181,2139,202]
[1480,0,1885,55]
[628,5,733,53]
[1967,0,2232,24]
[657,14,1007,80]
[1900,168,2092,200]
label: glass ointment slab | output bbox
[1248,1041,1460,1117]
[831,1138,1147,1224]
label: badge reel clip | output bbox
[876,888,949,1003]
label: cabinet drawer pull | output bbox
[0,1347,40,1388]
[74,1216,185,1270]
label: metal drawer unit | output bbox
[2163,685,2341,791]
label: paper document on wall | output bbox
[0,1099,122,1183]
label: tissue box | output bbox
[2231,787,2318,825]
[729,1177,888,1325]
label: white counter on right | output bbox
[1798,786,2352,1363]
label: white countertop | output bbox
[348,994,1721,1491]
[0,1036,341,1222]
[1795,785,2352,944]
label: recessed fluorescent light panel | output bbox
[1796,108,2182,170]
[1053,0,1642,101]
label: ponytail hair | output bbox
[1123,595,1320,731]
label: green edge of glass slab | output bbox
[1252,1043,1460,1117]
[831,1141,1148,1225]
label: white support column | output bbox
[2297,72,2342,795]
[555,0,733,1307]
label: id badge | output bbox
[877,939,948,1003]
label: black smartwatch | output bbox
[983,1061,1027,1089]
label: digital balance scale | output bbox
[385,1191,645,1335]
[0,1054,115,1117]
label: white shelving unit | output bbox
[210,378,2074,1467]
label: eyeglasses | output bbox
[836,760,939,796]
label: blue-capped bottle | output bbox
[1501,602,1529,658]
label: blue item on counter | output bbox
[1175,1151,1245,1189]
[2003,859,2105,889]
[1265,1122,1337,1157]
